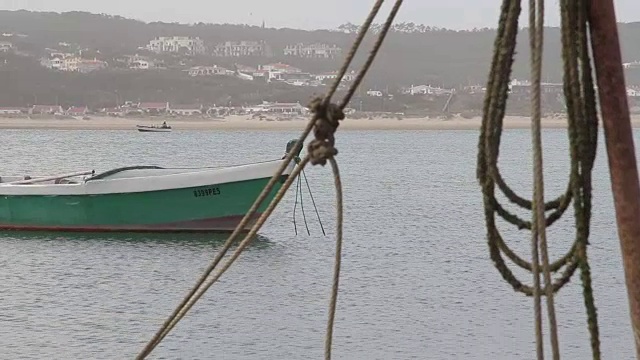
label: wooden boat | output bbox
[0,141,298,232]
[136,124,172,132]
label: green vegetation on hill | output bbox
[1,10,640,111]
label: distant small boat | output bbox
[0,140,299,232]
[136,123,172,132]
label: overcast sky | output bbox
[0,0,638,30]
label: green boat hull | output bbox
[0,175,287,233]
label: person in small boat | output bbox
[161,121,167,128]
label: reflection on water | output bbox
[0,231,274,248]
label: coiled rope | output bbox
[477,0,600,358]
[135,1,404,359]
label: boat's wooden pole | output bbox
[588,0,640,357]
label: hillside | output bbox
[1,10,640,111]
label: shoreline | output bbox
[0,115,639,131]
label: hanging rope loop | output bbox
[308,97,345,166]
[477,0,600,358]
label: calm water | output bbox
[0,128,635,359]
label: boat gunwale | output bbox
[0,159,293,196]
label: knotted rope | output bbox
[477,0,600,358]
[136,1,403,359]
[308,98,345,166]
[305,96,346,359]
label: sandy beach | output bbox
[0,114,638,131]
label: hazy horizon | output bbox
[1,0,639,31]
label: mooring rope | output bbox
[302,168,327,236]
[529,0,562,358]
[528,0,547,357]
[477,0,600,358]
[136,1,404,359]
[293,173,301,235]
[293,168,327,236]
[298,173,312,236]
[324,157,343,360]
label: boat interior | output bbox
[0,161,273,186]
[0,175,82,185]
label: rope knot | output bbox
[307,97,345,166]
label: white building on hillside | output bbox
[0,41,13,52]
[213,41,272,57]
[284,43,342,59]
[623,61,640,69]
[244,101,308,115]
[188,65,229,76]
[403,84,454,96]
[146,36,205,55]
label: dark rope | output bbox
[562,0,601,356]
[477,0,600,357]
[307,98,344,166]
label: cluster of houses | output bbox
[27,34,342,76]
[0,101,312,118]
[399,84,455,96]
[186,61,358,87]
[145,36,206,56]
[39,52,108,73]
[0,32,27,53]
[507,78,640,98]
[144,36,343,59]
[232,62,357,86]
[213,40,273,57]
[0,105,89,116]
[364,84,457,98]
[623,61,640,69]
[104,101,311,117]
[0,40,12,53]
[367,78,640,99]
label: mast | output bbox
[588,0,640,357]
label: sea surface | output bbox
[0,128,636,359]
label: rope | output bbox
[324,158,343,360]
[136,1,404,359]
[298,173,312,236]
[528,0,545,357]
[293,174,301,235]
[529,0,561,358]
[292,168,326,236]
[302,168,327,236]
[477,0,601,358]
[562,0,601,356]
